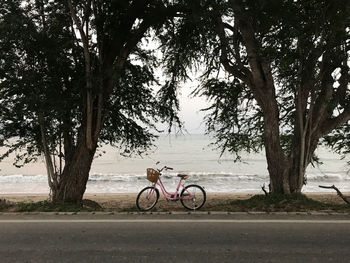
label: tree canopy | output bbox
[0,0,188,202]
[1,0,349,199]
[160,0,350,193]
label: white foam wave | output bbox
[0,174,47,183]
[0,170,350,194]
[306,173,350,181]
[1,171,349,184]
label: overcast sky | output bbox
[152,72,210,135]
[177,81,208,134]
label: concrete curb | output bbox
[0,211,349,216]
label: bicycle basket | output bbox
[146,168,160,183]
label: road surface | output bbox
[0,213,349,262]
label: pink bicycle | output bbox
[136,165,206,211]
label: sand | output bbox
[0,192,349,211]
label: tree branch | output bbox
[319,185,350,205]
[229,1,267,88]
[93,94,103,141]
[67,0,94,150]
[67,0,89,60]
[38,112,58,193]
[320,107,350,136]
[222,22,235,32]
[216,18,252,85]
[101,2,144,67]
[262,184,269,196]
[334,61,350,108]
[311,52,336,133]
[106,4,187,94]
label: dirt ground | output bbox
[1,192,348,211]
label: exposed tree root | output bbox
[82,199,103,209]
[262,184,269,196]
[319,185,350,205]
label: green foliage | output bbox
[227,194,350,212]
[0,199,11,210]
[0,0,187,170]
[160,0,350,159]
[196,78,263,158]
[120,205,139,212]
[324,123,350,156]
[6,200,99,212]
[0,0,83,167]
[101,60,161,154]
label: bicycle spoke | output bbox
[180,185,206,210]
[136,186,159,211]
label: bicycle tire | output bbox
[136,186,159,211]
[180,184,206,210]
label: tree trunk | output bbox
[51,140,96,203]
[266,130,320,195]
[265,146,307,195]
[262,102,290,194]
[287,156,304,194]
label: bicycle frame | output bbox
[152,176,192,201]
[137,166,206,211]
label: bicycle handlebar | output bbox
[158,166,173,172]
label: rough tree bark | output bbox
[52,136,96,203]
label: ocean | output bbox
[0,134,349,194]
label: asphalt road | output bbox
[0,213,349,263]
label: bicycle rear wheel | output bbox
[136,186,159,211]
[180,184,206,210]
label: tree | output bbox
[161,0,350,194]
[0,0,84,192]
[0,0,187,203]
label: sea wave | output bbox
[0,174,47,183]
[1,172,350,194]
[0,171,349,184]
[306,173,350,181]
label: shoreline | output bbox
[1,192,349,211]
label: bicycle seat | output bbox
[177,174,189,179]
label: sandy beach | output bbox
[1,192,348,211]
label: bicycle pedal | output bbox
[170,195,179,201]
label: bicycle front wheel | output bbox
[180,184,206,210]
[136,186,159,211]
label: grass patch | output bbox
[223,194,350,212]
[120,206,139,212]
[1,194,349,213]
[0,200,102,212]
[0,199,11,211]
[120,206,161,212]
